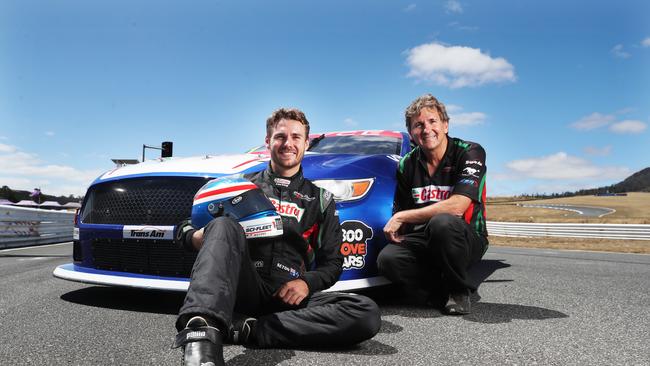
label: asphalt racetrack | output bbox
[1,242,648,365]
[516,203,615,217]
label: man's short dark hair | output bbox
[404,94,450,131]
[266,108,310,138]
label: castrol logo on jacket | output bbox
[411,185,453,204]
[269,198,305,222]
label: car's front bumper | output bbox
[53,263,391,292]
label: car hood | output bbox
[92,152,400,186]
[94,154,270,184]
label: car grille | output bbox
[81,177,211,225]
[92,239,197,277]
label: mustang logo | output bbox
[462,167,480,178]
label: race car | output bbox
[53,130,412,292]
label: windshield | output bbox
[247,133,402,155]
[308,135,401,155]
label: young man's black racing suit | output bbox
[176,165,380,347]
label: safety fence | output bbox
[0,205,74,249]
[486,221,650,241]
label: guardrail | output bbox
[487,221,650,241]
[0,205,74,249]
[2,205,649,249]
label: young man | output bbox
[173,108,381,366]
[378,94,488,315]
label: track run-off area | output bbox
[1,242,648,365]
[516,203,616,217]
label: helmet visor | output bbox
[208,189,276,220]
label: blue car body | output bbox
[54,130,412,292]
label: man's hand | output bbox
[383,213,404,243]
[190,228,204,250]
[275,279,309,306]
[173,219,204,251]
[174,219,196,250]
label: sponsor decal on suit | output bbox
[461,167,480,178]
[269,198,304,221]
[411,185,453,204]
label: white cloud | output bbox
[611,44,631,59]
[445,0,463,14]
[445,105,486,126]
[45,131,55,137]
[532,182,605,195]
[451,112,486,126]
[448,22,478,32]
[343,118,359,127]
[615,107,636,115]
[0,143,17,153]
[569,112,616,130]
[403,3,416,12]
[642,37,650,47]
[0,145,104,196]
[583,145,611,156]
[405,42,516,88]
[445,104,462,113]
[505,152,630,180]
[609,120,647,134]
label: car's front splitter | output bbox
[53,263,190,291]
[53,263,391,292]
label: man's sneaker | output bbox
[229,317,257,345]
[172,316,224,366]
[444,289,471,315]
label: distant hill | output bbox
[572,167,650,196]
[611,167,650,192]
[489,167,650,201]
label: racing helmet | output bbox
[191,175,283,239]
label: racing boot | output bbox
[228,316,257,345]
[172,316,224,366]
[443,289,471,315]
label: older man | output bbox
[378,94,489,315]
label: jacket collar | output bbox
[415,134,452,176]
[263,163,305,190]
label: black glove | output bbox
[174,219,197,252]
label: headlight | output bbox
[312,178,374,202]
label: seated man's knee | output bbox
[357,297,381,340]
[203,216,246,245]
[377,246,398,278]
[377,244,417,283]
[427,213,456,234]
[344,295,381,342]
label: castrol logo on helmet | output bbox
[411,185,453,204]
[268,198,304,221]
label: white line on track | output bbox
[598,208,616,218]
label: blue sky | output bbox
[1,0,648,197]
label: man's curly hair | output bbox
[266,108,310,138]
[404,94,449,131]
